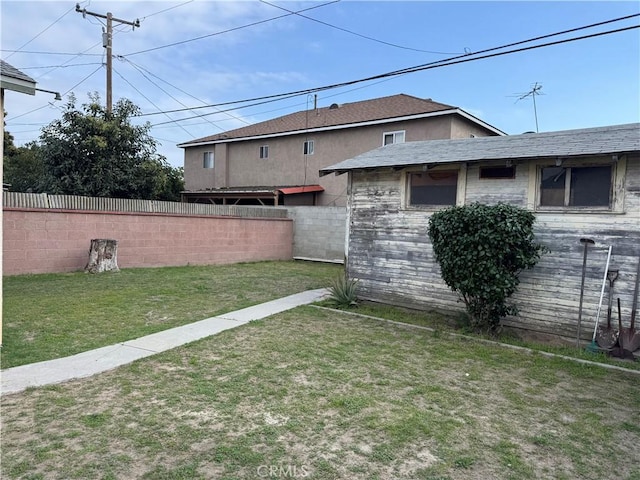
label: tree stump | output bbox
[85,239,119,274]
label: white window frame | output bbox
[203,151,214,169]
[402,164,467,210]
[383,130,406,146]
[527,155,626,213]
[259,145,269,159]
[303,140,314,155]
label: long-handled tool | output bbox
[587,245,612,353]
[619,255,640,353]
[596,269,618,349]
[610,298,636,360]
[576,238,595,347]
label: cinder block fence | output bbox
[3,193,294,275]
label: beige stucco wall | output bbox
[182,115,499,206]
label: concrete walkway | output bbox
[1,288,329,396]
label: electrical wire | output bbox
[16,62,104,70]
[4,5,76,60]
[61,63,104,97]
[122,59,225,131]
[148,23,640,127]
[140,12,640,118]
[124,0,340,56]
[0,49,102,56]
[139,0,194,22]
[123,58,251,126]
[112,65,195,139]
[259,0,462,55]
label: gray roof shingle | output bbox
[1,59,36,84]
[320,123,640,176]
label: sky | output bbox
[2,1,639,168]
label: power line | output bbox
[137,12,640,119]
[259,0,462,55]
[139,0,194,22]
[112,66,195,139]
[122,59,225,131]
[123,58,251,126]
[16,62,104,70]
[148,23,640,127]
[124,0,340,57]
[4,5,76,60]
[140,14,640,116]
[61,64,104,96]
[0,49,102,56]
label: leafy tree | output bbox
[38,94,183,200]
[427,203,547,333]
[3,141,46,192]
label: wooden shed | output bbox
[320,123,640,344]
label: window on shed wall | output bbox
[383,130,405,146]
[303,140,314,155]
[480,166,515,179]
[203,152,214,169]
[259,145,269,159]
[408,170,458,206]
[540,165,611,207]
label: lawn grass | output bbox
[2,261,342,368]
[332,301,640,372]
[2,306,639,479]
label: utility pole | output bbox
[75,4,140,113]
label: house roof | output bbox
[320,123,640,176]
[178,94,504,147]
[1,59,36,95]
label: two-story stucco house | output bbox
[178,94,504,206]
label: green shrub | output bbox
[328,274,359,308]
[427,203,547,334]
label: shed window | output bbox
[303,140,314,155]
[480,166,515,179]
[383,130,405,146]
[540,165,611,207]
[203,152,214,169]
[409,171,458,206]
[260,145,269,159]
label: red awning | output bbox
[278,185,324,195]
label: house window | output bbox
[303,140,314,155]
[480,166,516,179]
[383,130,405,146]
[408,170,458,206]
[540,165,611,207]
[203,151,214,169]
[260,145,269,159]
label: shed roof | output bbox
[178,94,503,147]
[320,123,640,176]
[1,59,36,95]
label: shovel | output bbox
[587,246,612,353]
[596,269,619,349]
[619,256,640,353]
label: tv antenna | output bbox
[511,82,544,133]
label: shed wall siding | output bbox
[347,155,640,342]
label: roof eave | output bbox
[178,108,503,148]
[1,76,36,95]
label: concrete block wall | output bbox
[283,206,346,263]
[3,209,293,275]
